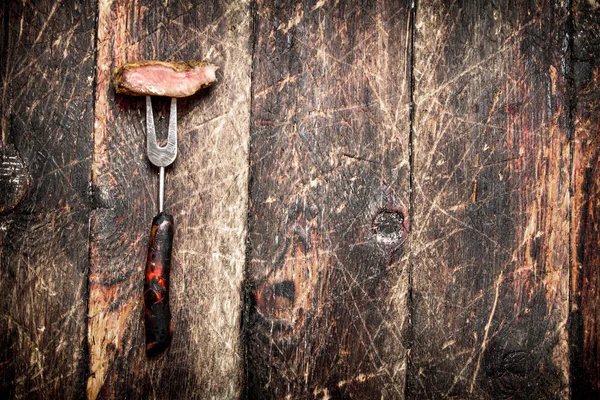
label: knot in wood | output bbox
[0,147,29,214]
[371,209,408,248]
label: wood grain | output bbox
[244,0,411,398]
[0,1,597,398]
[410,0,571,398]
[570,0,600,397]
[87,0,251,398]
[0,0,96,398]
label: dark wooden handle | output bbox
[144,212,174,356]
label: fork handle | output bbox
[144,212,173,356]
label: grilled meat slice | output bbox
[112,60,217,97]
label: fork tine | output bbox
[167,98,177,150]
[146,96,178,167]
[146,95,158,154]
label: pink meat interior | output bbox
[123,64,216,96]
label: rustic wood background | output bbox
[0,0,597,399]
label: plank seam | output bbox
[565,0,576,397]
[405,0,416,397]
[241,1,259,399]
[567,1,590,398]
[83,0,102,397]
[0,0,11,143]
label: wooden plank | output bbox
[0,0,96,398]
[570,0,600,397]
[245,0,411,398]
[410,0,571,397]
[87,0,251,398]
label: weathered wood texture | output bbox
[410,0,571,398]
[87,0,251,398]
[570,0,600,397]
[245,0,411,398]
[0,0,96,398]
[0,0,599,399]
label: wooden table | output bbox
[0,0,598,398]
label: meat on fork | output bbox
[112,60,218,98]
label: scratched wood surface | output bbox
[0,0,96,398]
[0,0,599,399]
[87,0,251,399]
[244,0,411,398]
[571,0,600,397]
[410,0,571,398]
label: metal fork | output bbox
[146,95,177,212]
[143,95,177,356]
